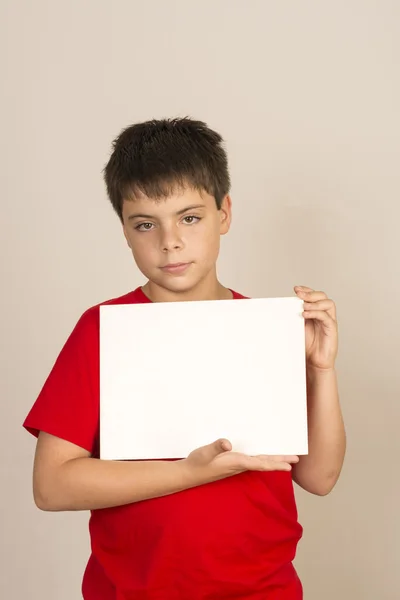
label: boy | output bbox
[23,117,346,599]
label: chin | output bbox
[154,273,203,295]
[161,278,198,293]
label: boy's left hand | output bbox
[294,286,338,371]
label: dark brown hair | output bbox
[103,117,230,221]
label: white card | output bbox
[99,297,308,460]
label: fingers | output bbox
[302,310,336,325]
[252,460,292,472]
[245,454,299,472]
[296,288,327,302]
[295,286,336,320]
[265,455,299,463]
[303,300,335,311]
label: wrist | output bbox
[306,365,337,389]
[307,365,336,377]
[177,458,207,489]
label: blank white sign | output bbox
[99,297,308,460]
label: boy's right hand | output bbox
[183,438,299,485]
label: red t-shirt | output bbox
[23,287,303,600]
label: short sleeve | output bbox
[23,307,100,455]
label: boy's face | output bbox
[122,187,232,298]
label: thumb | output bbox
[209,438,232,457]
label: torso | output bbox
[83,287,303,599]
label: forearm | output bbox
[35,457,198,512]
[293,367,346,495]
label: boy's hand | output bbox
[183,439,299,485]
[294,286,338,371]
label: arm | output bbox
[33,432,298,511]
[292,286,346,496]
[292,367,346,496]
[33,433,193,511]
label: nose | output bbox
[160,225,184,253]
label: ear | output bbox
[219,194,232,235]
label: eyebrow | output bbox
[127,204,206,220]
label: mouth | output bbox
[160,262,192,275]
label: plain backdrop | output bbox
[1,1,399,599]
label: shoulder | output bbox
[74,287,145,334]
[231,289,250,300]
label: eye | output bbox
[182,215,201,225]
[135,222,154,232]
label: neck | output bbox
[142,270,232,303]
